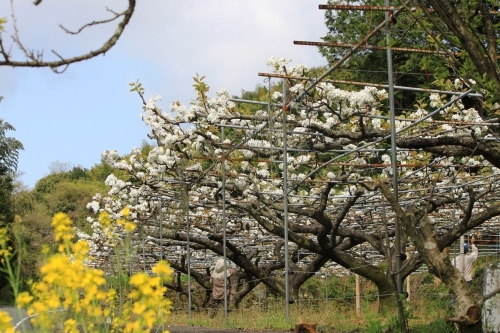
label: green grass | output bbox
[165,272,460,333]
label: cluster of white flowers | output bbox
[247,139,272,149]
[77,59,498,269]
[266,56,292,73]
[256,168,271,178]
[105,174,128,195]
[288,64,309,76]
[289,83,305,94]
[408,108,428,120]
[296,155,311,164]
[272,91,283,101]
[144,94,161,112]
[429,93,444,108]
[461,156,483,166]
[86,195,101,213]
[170,102,195,122]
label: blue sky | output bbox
[0,1,327,188]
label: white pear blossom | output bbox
[266,56,292,73]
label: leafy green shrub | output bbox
[364,311,384,333]
[422,273,434,284]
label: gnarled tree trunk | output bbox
[378,181,483,332]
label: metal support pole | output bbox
[221,128,229,324]
[319,4,402,11]
[159,200,163,261]
[386,0,402,295]
[283,79,291,322]
[459,235,465,275]
[297,251,301,309]
[406,260,411,301]
[356,273,361,316]
[325,274,328,309]
[185,185,193,322]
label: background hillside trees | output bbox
[0,118,23,301]
[8,163,111,289]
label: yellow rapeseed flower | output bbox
[16,291,33,308]
[71,240,90,256]
[28,300,48,316]
[0,228,11,258]
[16,212,173,333]
[124,320,140,333]
[132,302,147,315]
[152,260,173,281]
[47,292,61,309]
[0,310,15,333]
[33,281,49,293]
[121,206,131,217]
[51,212,74,244]
[63,318,78,333]
[124,221,136,233]
[0,228,8,244]
[129,272,148,288]
[99,211,112,230]
[143,310,156,328]
[41,244,50,255]
[41,254,69,284]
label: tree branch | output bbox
[1,0,135,72]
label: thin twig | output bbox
[1,0,136,72]
[59,11,122,35]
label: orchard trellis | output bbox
[79,1,500,330]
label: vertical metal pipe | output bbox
[452,209,457,266]
[356,273,361,316]
[459,235,465,274]
[142,246,146,271]
[159,201,163,261]
[386,0,402,294]
[185,185,193,322]
[406,258,411,301]
[356,242,362,315]
[297,251,301,309]
[221,128,229,323]
[325,274,328,309]
[282,79,291,322]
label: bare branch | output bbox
[59,9,122,35]
[1,0,136,72]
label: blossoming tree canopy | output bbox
[80,57,500,311]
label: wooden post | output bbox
[406,274,411,301]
